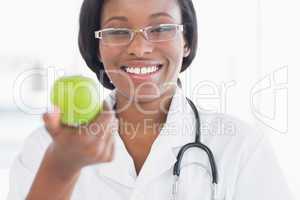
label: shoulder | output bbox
[199,111,265,147]
[12,126,51,171]
[8,126,52,199]
[198,111,269,173]
[22,126,51,153]
[198,112,276,194]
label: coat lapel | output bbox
[134,86,197,187]
[94,90,136,187]
[95,86,199,188]
[95,132,136,188]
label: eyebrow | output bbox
[103,12,175,25]
[103,16,127,25]
[149,12,175,20]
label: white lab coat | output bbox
[7,86,293,200]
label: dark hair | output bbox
[78,0,198,90]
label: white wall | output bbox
[0,0,299,199]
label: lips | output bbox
[120,60,163,69]
[120,64,163,71]
[120,60,164,75]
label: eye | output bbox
[109,29,130,35]
[150,25,175,33]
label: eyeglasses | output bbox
[94,24,184,46]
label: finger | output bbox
[101,135,115,162]
[43,106,61,138]
[87,101,115,136]
[89,100,113,126]
[99,100,115,122]
[102,99,113,112]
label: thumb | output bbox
[43,106,61,138]
[98,100,116,122]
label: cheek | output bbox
[99,46,127,86]
[160,40,185,71]
[99,45,123,67]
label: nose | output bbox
[126,32,154,57]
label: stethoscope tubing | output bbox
[173,97,218,184]
[113,96,218,198]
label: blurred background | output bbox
[0,0,299,199]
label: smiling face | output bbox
[98,0,190,103]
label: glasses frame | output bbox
[94,24,184,46]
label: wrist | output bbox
[45,144,82,180]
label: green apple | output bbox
[50,75,103,126]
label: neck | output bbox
[115,87,176,140]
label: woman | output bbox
[8,0,293,199]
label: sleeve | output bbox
[232,133,294,200]
[6,127,51,200]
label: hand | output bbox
[42,100,118,171]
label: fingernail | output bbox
[52,106,60,113]
[42,113,49,122]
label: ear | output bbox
[183,36,191,57]
[97,51,102,62]
[183,44,191,58]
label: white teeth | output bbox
[124,66,160,74]
[141,67,147,74]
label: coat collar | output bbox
[95,86,197,187]
[105,85,197,148]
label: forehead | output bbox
[101,0,181,26]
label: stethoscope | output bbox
[113,97,218,199]
[171,97,218,200]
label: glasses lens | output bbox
[101,29,131,45]
[148,25,178,42]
